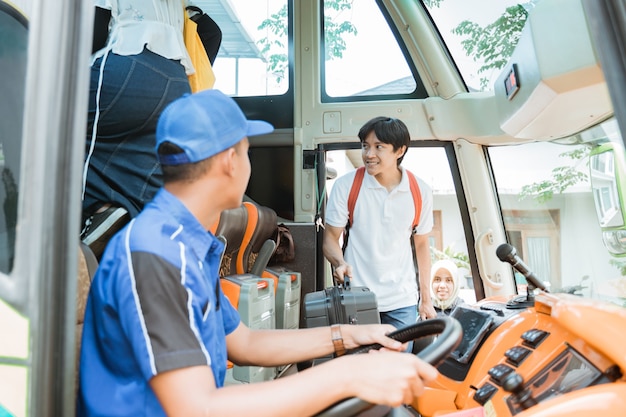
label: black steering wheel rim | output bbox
[315,316,463,417]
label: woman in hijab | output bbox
[430,259,464,316]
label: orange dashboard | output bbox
[413,293,626,417]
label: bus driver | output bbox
[77,90,438,417]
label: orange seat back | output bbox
[236,202,278,275]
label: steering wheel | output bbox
[315,316,463,417]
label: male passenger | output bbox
[324,117,437,331]
[78,91,438,417]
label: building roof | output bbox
[192,0,264,60]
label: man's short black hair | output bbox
[158,142,212,183]
[358,116,410,165]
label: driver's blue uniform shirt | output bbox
[78,189,240,417]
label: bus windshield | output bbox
[490,119,626,306]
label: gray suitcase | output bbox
[304,279,380,328]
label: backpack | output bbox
[343,166,422,251]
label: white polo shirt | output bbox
[325,166,433,311]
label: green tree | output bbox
[431,246,470,270]
[257,0,357,84]
[322,0,357,61]
[257,5,289,84]
[452,4,531,90]
[610,259,626,275]
[518,147,590,203]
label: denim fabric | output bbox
[380,304,418,352]
[83,48,191,219]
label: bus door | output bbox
[0,2,28,415]
[293,0,519,297]
[0,0,93,416]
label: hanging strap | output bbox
[407,170,422,233]
[346,166,366,228]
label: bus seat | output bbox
[209,213,220,235]
[217,202,300,334]
[214,205,248,276]
[239,202,302,331]
[237,202,278,276]
[76,242,97,344]
[76,243,97,393]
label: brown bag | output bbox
[269,223,295,264]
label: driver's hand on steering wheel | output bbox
[341,323,406,351]
[334,352,439,408]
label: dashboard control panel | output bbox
[419,293,625,417]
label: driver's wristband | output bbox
[331,324,346,356]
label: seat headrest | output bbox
[215,205,248,256]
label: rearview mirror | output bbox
[589,142,626,255]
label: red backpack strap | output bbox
[347,166,366,228]
[407,170,422,232]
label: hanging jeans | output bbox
[82,47,191,221]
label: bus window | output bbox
[197,0,293,129]
[195,0,295,214]
[0,299,28,417]
[424,0,530,92]
[321,0,426,101]
[0,0,27,274]
[325,143,476,304]
[210,0,289,97]
[0,3,29,416]
[489,118,625,305]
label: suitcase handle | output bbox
[342,275,350,289]
[333,275,351,290]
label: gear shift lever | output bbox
[502,372,538,410]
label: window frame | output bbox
[318,140,483,298]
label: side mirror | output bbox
[589,142,626,255]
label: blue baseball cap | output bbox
[156,89,274,165]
